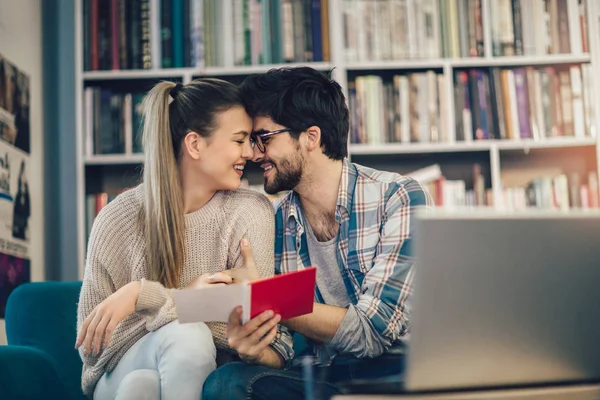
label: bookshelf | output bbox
[74,0,600,276]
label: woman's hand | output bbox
[75,281,141,356]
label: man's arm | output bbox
[281,303,347,343]
[286,180,433,356]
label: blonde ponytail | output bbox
[139,78,246,288]
[141,82,185,288]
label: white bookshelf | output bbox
[350,137,597,155]
[82,62,335,83]
[345,54,592,71]
[74,0,600,276]
[83,154,146,165]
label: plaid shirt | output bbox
[272,158,433,366]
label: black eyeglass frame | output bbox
[249,128,292,152]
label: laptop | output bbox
[336,209,600,398]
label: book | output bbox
[173,266,317,324]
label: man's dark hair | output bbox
[239,67,349,160]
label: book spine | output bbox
[302,0,313,61]
[270,0,282,63]
[556,0,571,53]
[184,0,191,67]
[91,0,99,70]
[172,0,184,68]
[161,0,172,68]
[454,70,465,140]
[98,0,111,70]
[321,0,330,61]
[84,0,91,71]
[292,0,305,62]
[310,0,322,62]
[514,68,532,138]
[111,0,120,70]
[457,0,470,57]
[150,0,161,69]
[468,69,482,140]
[140,0,152,69]
[128,0,141,69]
[511,0,523,55]
[119,0,128,69]
[476,69,490,139]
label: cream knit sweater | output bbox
[76,185,275,398]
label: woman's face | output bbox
[188,106,254,192]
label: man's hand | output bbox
[224,238,261,282]
[185,272,233,289]
[227,306,280,364]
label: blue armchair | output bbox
[0,281,85,399]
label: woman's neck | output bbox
[179,163,216,214]
[180,182,216,214]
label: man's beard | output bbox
[264,152,303,195]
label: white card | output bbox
[172,283,249,323]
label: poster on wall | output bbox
[0,53,30,318]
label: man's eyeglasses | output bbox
[249,128,291,153]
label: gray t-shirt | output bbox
[304,222,350,307]
[303,214,391,359]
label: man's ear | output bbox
[182,131,205,160]
[304,126,322,152]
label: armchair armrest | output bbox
[0,345,71,400]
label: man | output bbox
[203,67,433,399]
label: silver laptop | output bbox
[403,209,600,393]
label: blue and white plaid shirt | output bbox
[270,158,433,367]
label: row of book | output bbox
[343,0,482,61]
[501,171,599,210]
[348,72,447,145]
[412,164,490,207]
[342,0,589,62]
[83,0,331,71]
[455,64,595,142]
[348,64,595,145]
[84,87,144,155]
[490,0,588,57]
[416,165,600,210]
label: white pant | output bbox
[94,321,216,400]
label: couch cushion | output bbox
[5,281,84,399]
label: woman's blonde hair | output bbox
[140,79,245,288]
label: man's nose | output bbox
[251,145,265,163]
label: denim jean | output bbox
[202,353,404,400]
[94,320,216,400]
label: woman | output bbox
[75,79,281,399]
